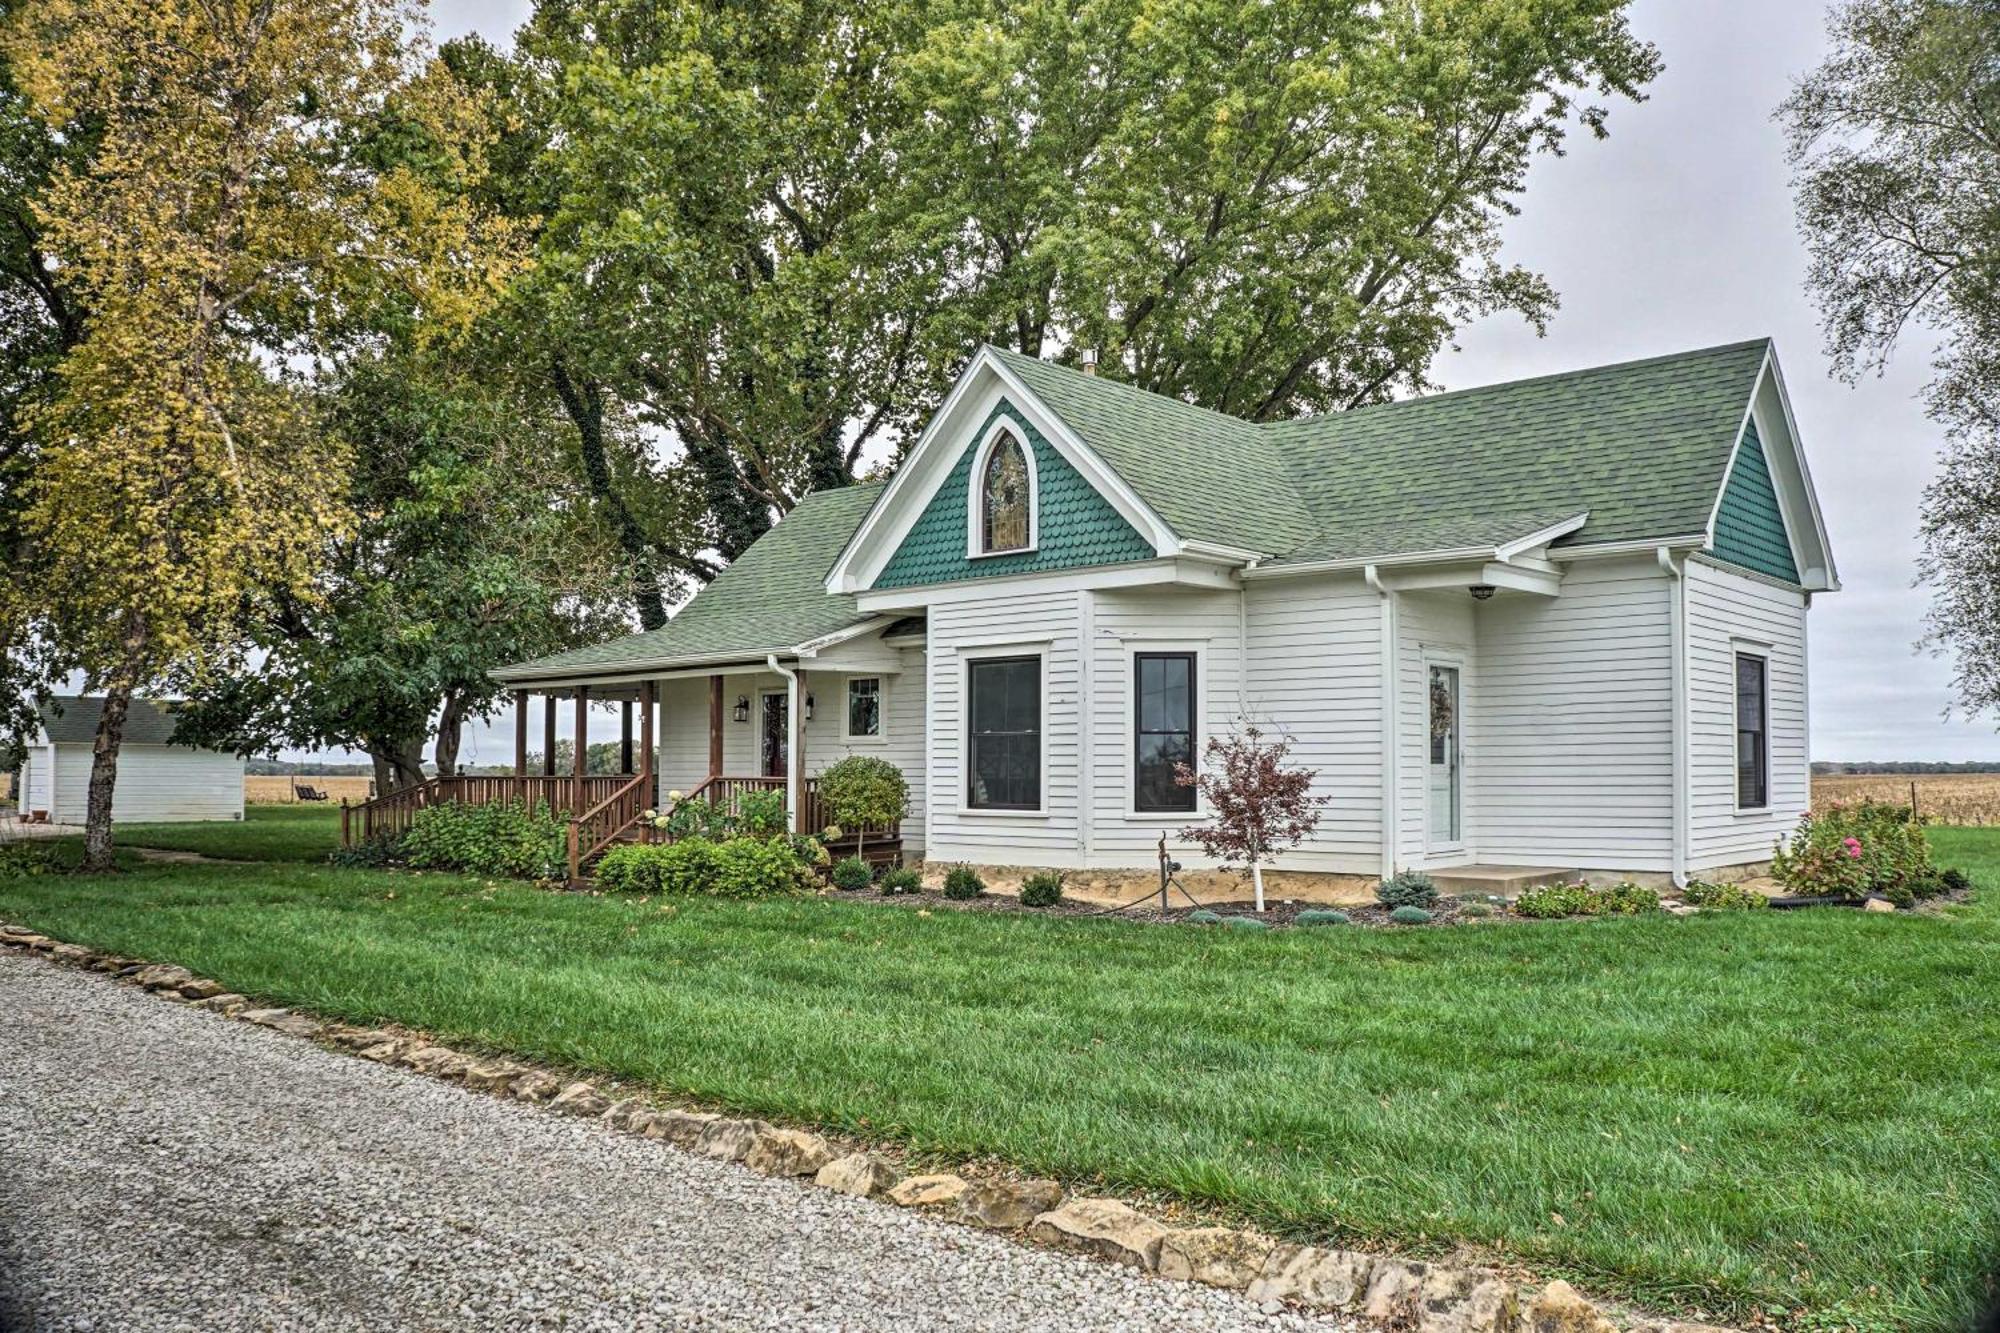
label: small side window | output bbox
[846,677,881,738]
[1735,652,1768,809]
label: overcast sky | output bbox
[421,0,1982,768]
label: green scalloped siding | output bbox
[874,400,1155,589]
[1710,419,1799,583]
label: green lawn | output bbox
[3,832,1998,1331]
[112,804,341,863]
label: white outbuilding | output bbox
[14,696,244,825]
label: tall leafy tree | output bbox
[0,0,510,868]
[502,0,1657,585]
[1782,1,2000,721]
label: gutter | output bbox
[1658,546,1690,888]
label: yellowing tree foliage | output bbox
[1,0,515,868]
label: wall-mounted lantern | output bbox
[804,692,815,722]
[733,695,750,723]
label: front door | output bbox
[760,692,788,778]
[1427,663,1462,851]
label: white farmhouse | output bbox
[15,696,244,825]
[348,339,1836,894]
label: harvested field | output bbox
[243,775,375,805]
[1811,771,2000,825]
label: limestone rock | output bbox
[1863,896,1896,913]
[695,1118,773,1162]
[356,1041,404,1063]
[462,1060,531,1093]
[1525,1280,1620,1333]
[510,1070,564,1102]
[240,1008,324,1040]
[549,1082,610,1117]
[1415,1268,1520,1333]
[1027,1198,1170,1272]
[325,1025,396,1050]
[644,1110,719,1148]
[744,1128,836,1177]
[885,1173,969,1208]
[136,963,196,992]
[177,977,227,1000]
[815,1153,900,1198]
[196,993,250,1017]
[1157,1227,1275,1290]
[1247,1245,1374,1308]
[601,1098,651,1131]
[50,943,94,965]
[402,1045,474,1080]
[1361,1259,1429,1322]
[955,1178,1065,1231]
[89,956,135,973]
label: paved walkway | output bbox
[0,952,1350,1331]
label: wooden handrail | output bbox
[567,771,652,883]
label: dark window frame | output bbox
[966,653,1042,811]
[1133,651,1197,813]
[1735,651,1769,810]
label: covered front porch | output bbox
[340,669,905,884]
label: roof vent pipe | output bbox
[1080,348,1099,376]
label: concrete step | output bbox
[1429,865,1578,898]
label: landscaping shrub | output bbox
[0,841,57,879]
[1019,871,1063,908]
[1185,909,1222,925]
[327,832,398,869]
[1514,881,1661,919]
[942,864,985,900]
[878,866,922,895]
[402,800,566,880]
[1458,900,1494,918]
[711,836,816,898]
[1224,916,1271,931]
[1295,908,1349,926]
[1376,870,1439,909]
[735,789,788,839]
[1680,879,1770,911]
[816,755,909,862]
[830,855,872,891]
[594,839,722,895]
[1389,905,1433,925]
[1773,801,1934,905]
[1941,866,1974,895]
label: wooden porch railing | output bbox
[341,774,633,848]
[567,772,653,883]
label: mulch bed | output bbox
[828,883,1510,929]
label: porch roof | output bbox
[492,483,886,684]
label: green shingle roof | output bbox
[497,340,1782,681]
[38,696,188,746]
[493,483,886,680]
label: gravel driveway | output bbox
[0,952,1353,1331]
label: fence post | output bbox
[340,799,350,849]
[567,819,581,888]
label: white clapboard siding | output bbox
[925,589,1082,865]
[1397,590,1476,869]
[1241,574,1385,873]
[1685,556,1808,868]
[1086,586,1243,866]
[20,744,52,814]
[1468,557,1675,871]
[50,743,243,824]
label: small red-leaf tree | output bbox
[1175,726,1328,911]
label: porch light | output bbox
[733,695,750,723]
[1469,584,1496,601]
[804,692,815,721]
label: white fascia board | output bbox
[1547,534,1707,561]
[1759,350,1841,591]
[852,557,1227,613]
[1699,346,1839,593]
[1494,512,1589,561]
[826,348,1183,594]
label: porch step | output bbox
[1429,865,1578,898]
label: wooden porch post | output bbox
[542,697,558,777]
[572,685,589,815]
[620,699,634,775]
[513,692,528,777]
[708,674,724,779]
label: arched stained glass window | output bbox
[981,431,1031,553]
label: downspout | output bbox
[766,654,802,834]
[1365,565,1398,880]
[1657,548,1690,888]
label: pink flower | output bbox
[1842,836,1863,860]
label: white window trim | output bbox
[957,644,1049,818]
[1121,641,1207,822]
[1421,648,1468,857]
[964,416,1039,560]
[839,674,888,744]
[1731,640,1772,815]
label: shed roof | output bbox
[38,696,189,747]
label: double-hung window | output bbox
[966,655,1041,810]
[1735,652,1768,810]
[1133,652,1196,812]
[846,677,881,738]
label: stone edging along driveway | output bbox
[0,921,1733,1333]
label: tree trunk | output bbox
[433,694,467,779]
[550,361,670,630]
[80,683,133,873]
[365,737,428,794]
